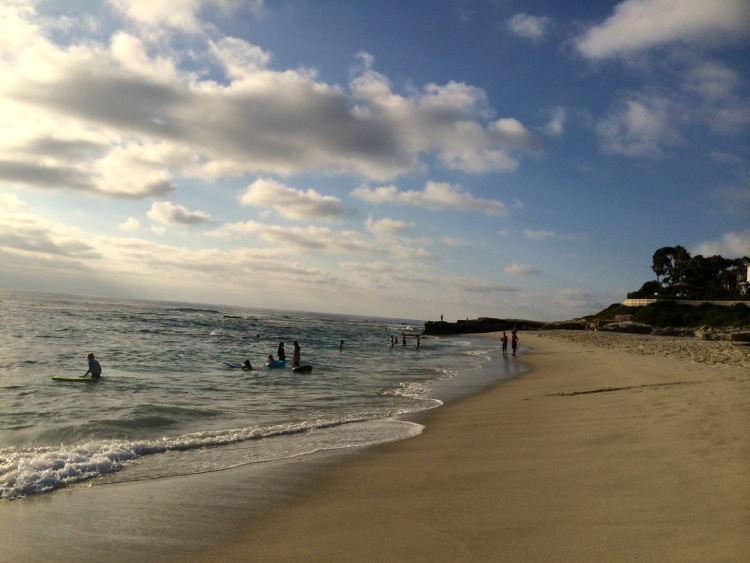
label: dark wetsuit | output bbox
[87,359,102,379]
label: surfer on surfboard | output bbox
[84,352,102,379]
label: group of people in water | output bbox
[85,329,516,378]
[242,340,304,371]
[390,333,421,349]
[245,339,347,371]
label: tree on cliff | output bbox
[651,245,691,286]
[630,246,749,299]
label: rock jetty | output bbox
[423,317,544,335]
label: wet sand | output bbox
[1,331,748,562]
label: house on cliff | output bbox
[739,262,750,296]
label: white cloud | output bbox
[210,36,271,78]
[596,94,681,158]
[0,6,546,206]
[574,0,750,59]
[0,198,100,259]
[147,201,213,225]
[505,263,541,276]
[208,219,427,261]
[110,0,205,33]
[524,229,587,242]
[350,71,538,174]
[0,214,347,303]
[364,216,415,237]
[507,13,552,42]
[691,229,750,258]
[551,287,604,315]
[444,276,517,295]
[440,236,470,248]
[0,192,28,211]
[523,229,555,241]
[92,143,179,199]
[678,61,750,134]
[239,178,344,221]
[543,107,566,137]
[683,61,740,102]
[118,217,141,232]
[351,181,508,216]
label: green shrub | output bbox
[633,301,691,327]
[589,303,633,320]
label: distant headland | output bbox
[424,246,750,339]
[423,318,544,335]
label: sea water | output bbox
[0,290,522,501]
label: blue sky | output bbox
[1,0,749,321]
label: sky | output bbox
[1,0,749,322]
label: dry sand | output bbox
[199,331,749,562]
[2,331,747,562]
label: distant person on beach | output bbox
[402,333,406,346]
[242,360,253,371]
[84,352,102,379]
[292,341,301,367]
[338,340,344,350]
[511,331,518,356]
[416,336,421,349]
[277,342,286,361]
[501,332,508,358]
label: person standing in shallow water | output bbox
[501,332,508,358]
[292,341,301,368]
[511,331,518,357]
[277,342,286,361]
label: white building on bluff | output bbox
[739,263,750,296]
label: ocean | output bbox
[0,290,523,501]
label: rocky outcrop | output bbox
[561,321,750,340]
[425,315,750,340]
[423,317,544,335]
[540,319,588,330]
[694,326,750,342]
[598,321,653,334]
[650,327,696,337]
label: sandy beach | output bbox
[2,331,748,562]
[203,331,749,562]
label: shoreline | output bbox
[200,330,749,561]
[1,331,747,561]
[0,333,513,560]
